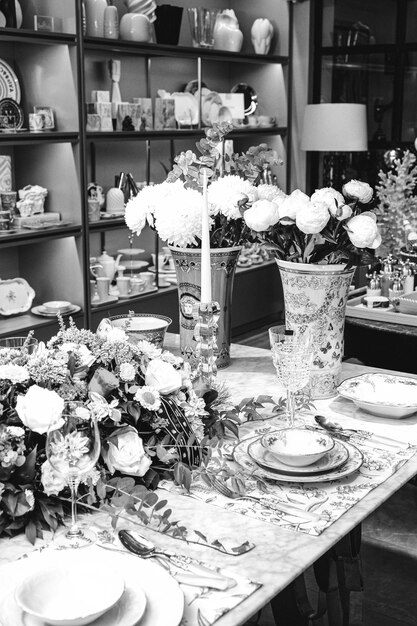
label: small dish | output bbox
[42,300,73,314]
[248,436,348,475]
[338,372,417,418]
[15,555,125,626]
[260,427,335,467]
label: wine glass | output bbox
[269,326,312,428]
[46,401,100,548]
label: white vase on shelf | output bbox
[251,18,274,54]
[103,5,119,39]
[213,10,243,53]
[85,0,108,37]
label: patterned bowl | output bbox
[260,427,335,467]
[106,313,172,348]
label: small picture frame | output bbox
[33,106,55,130]
[34,15,55,32]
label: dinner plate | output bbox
[248,436,349,475]
[0,98,24,129]
[338,372,417,418]
[234,435,363,483]
[0,59,21,103]
[0,546,183,626]
[31,304,81,317]
[0,278,35,316]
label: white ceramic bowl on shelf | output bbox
[338,372,417,418]
[260,428,335,467]
[42,300,73,314]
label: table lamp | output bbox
[301,103,368,190]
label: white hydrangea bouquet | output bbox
[125,122,282,248]
[0,319,227,543]
[244,179,382,266]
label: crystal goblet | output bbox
[269,327,311,427]
[46,401,100,548]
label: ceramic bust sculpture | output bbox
[251,18,274,55]
[213,10,243,53]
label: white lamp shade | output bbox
[301,103,368,152]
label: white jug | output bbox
[97,251,122,280]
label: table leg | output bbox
[270,574,326,625]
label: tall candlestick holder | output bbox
[193,301,220,386]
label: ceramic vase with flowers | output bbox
[125,122,282,367]
[242,180,381,398]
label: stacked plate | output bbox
[31,300,81,317]
[233,430,363,483]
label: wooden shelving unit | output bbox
[0,0,292,338]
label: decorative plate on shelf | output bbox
[31,304,81,318]
[0,278,35,316]
[0,98,24,130]
[338,372,417,418]
[0,60,21,103]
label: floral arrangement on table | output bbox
[243,179,382,267]
[376,149,417,255]
[124,121,283,248]
[0,321,237,543]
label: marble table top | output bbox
[1,337,417,626]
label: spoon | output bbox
[118,530,234,590]
[315,415,408,449]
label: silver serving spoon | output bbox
[118,530,235,590]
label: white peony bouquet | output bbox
[125,122,282,248]
[243,179,382,266]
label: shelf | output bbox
[89,218,126,232]
[0,27,77,46]
[83,37,288,65]
[0,132,80,145]
[0,308,84,338]
[86,127,287,142]
[0,224,82,247]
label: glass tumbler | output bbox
[187,8,219,48]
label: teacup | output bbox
[151,253,169,271]
[141,271,155,291]
[117,276,131,296]
[130,277,145,294]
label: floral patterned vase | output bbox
[276,260,355,399]
[169,245,241,369]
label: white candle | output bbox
[200,169,212,303]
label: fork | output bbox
[206,476,324,523]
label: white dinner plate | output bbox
[0,546,183,626]
[338,372,417,418]
[234,435,363,483]
[0,59,21,103]
[31,304,81,317]
[248,436,349,476]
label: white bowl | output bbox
[338,372,417,418]
[260,427,335,467]
[42,300,72,314]
[15,555,125,626]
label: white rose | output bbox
[15,385,64,434]
[96,319,128,342]
[295,200,330,234]
[256,184,286,203]
[311,187,344,212]
[343,180,373,204]
[41,460,67,496]
[278,189,310,221]
[0,364,29,384]
[145,358,182,395]
[244,199,279,232]
[105,428,152,477]
[345,213,381,248]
